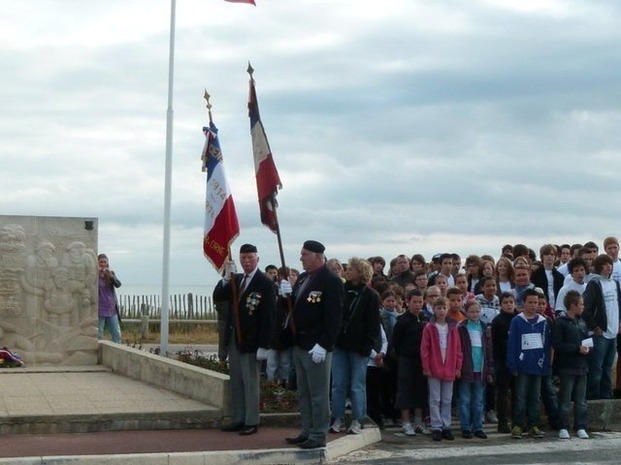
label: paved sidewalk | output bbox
[0,425,379,465]
[0,366,379,464]
[0,426,304,458]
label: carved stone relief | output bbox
[0,215,98,366]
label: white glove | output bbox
[308,343,326,364]
[223,261,237,282]
[256,347,269,361]
[279,279,293,297]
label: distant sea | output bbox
[117,284,216,299]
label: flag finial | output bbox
[247,62,254,78]
[204,88,213,123]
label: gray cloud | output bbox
[1,0,621,289]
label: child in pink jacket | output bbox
[421,296,463,441]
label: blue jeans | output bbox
[513,373,542,429]
[459,379,485,432]
[587,335,616,399]
[98,315,121,343]
[541,375,559,429]
[558,373,587,431]
[331,348,368,421]
[266,348,292,383]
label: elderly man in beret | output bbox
[213,243,275,436]
[284,240,344,449]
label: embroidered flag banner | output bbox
[202,122,240,272]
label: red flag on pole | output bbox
[248,66,282,234]
[202,121,240,272]
[224,0,256,5]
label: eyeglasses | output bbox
[427,294,441,298]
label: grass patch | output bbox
[121,322,220,345]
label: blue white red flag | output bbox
[248,76,282,234]
[224,0,256,5]
[202,122,240,272]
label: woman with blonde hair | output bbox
[330,257,381,435]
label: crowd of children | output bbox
[322,237,621,441]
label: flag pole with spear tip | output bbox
[247,63,295,336]
[202,90,242,346]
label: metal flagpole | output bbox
[160,0,176,355]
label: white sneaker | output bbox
[329,418,343,433]
[558,429,570,440]
[401,422,416,436]
[577,429,589,439]
[414,424,432,435]
[348,419,362,434]
[485,410,499,424]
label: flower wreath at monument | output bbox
[0,347,24,368]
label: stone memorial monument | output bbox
[0,215,99,366]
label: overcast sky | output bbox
[2,0,621,288]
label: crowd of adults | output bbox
[214,237,621,447]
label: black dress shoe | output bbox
[442,429,454,440]
[474,430,488,439]
[285,434,308,445]
[298,438,326,449]
[221,422,244,432]
[239,425,258,435]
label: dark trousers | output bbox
[495,362,514,427]
[558,373,587,431]
[485,380,496,412]
[514,373,542,429]
[541,375,559,429]
[587,335,616,399]
[380,363,398,422]
[366,366,383,426]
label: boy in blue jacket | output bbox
[506,288,551,439]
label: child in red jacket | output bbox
[421,297,463,441]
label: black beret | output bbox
[303,240,325,254]
[239,243,258,254]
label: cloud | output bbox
[1,0,621,289]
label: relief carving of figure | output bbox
[61,241,97,319]
[44,267,74,327]
[0,224,27,316]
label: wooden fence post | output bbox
[140,303,150,338]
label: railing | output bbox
[117,293,218,338]
[118,293,217,320]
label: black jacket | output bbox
[335,282,380,357]
[292,264,344,351]
[582,276,621,333]
[213,270,275,353]
[531,266,565,305]
[392,311,426,360]
[552,314,589,375]
[491,311,515,364]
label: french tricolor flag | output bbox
[248,73,282,234]
[202,122,240,272]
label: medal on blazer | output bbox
[307,291,322,303]
[246,292,262,315]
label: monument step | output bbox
[0,366,223,435]
[0,409,222,435]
